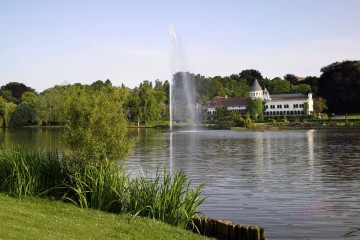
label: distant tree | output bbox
[90,80,112,91]
[263,78,292,94]
[34,87,65,125]
[126,88,141,125]
[239,69,263,85]
[209,77,226,98]
[284,74,298,84]
[292,84,312,94]
[230,112,245,127]
[215,107,228,119]
[313,97,327,114]
[249,98,264,121]
[1,82,35,103]
[0,89,16,103]
[0,100,17,127]
[10,102,34,126]
[138,80,166,126]
[318,60,360,113]
[21,91,37,106]
[194,74,211,103]
[302,76,319,96]
[104,79,112,86]
[163,80,170,105]
[271,77,283,81]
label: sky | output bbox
[1,0,360,92]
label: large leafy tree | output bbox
[262,78,292,94]
[126,87,141,125]
[61,84,133,163]
[138,81,166,126]
[34,86,65,125]
[249,98,264,121]
[302,76,319,96]
[21,91,38,106]
[318,60,360,113]
[0,98,17,127]
[10,102,35,126]
[292,84,311,94]
[1,82,35,103]
[284,73,298,84]
[239,69,263,85]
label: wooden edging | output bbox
[192,217,265,240]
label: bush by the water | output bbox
[0,146,205,229]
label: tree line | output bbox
[1,60,359,127]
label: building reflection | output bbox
[307,130,315,182]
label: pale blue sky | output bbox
[1,0,359,92]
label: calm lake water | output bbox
[1,127,360,240]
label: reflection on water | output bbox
[0,127,64,149]
[1,127,359,239]
[126,129,360,240]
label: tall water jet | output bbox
[169,23,197,131]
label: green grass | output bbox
[0,193,208,240]
[347,114,360,119]
[0,146,206,229]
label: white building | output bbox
[203,79,313,118]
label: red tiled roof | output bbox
[206,96,251,107]
[270,94,308,101]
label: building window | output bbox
[270,105,275,109]
[284,104,289,108]
[299,104,304,108]
[293,104,299,108]
[277,105,282,108]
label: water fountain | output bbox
[169,24,197,131]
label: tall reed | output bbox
[64,160,129,213]
[0,146,205,229]
[127,169,205,228]
[0,146,65,197]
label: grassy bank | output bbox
[0,146,205,230]
[0,193,208,240]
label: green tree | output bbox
[318,60,360,113]
[62,85,133,163]
[1,82,35,103]
[284,73,298,84]
[292,84,311,94]
[313,97,327,114]
[209,78,226,98]
[34,87,65,125]
[194,74,211,103]
[0,90,16,103]
[10,102,35,126]
[21,91,37,106]
[249,98,264,121]
[126,88,141,126]
[239,69,263,85]
[138,81,166,126]
[263,78,292,94]
[0,101,17,127]
[302,76,319,95]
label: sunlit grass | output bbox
[0,193,208,240]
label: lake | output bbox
[1,127,359,239]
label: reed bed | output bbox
[0,145,66,197]
[0,146,205,229]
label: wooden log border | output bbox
[192,217,265,240]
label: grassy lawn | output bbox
[0,193,208,240]
[347,114,360,119]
